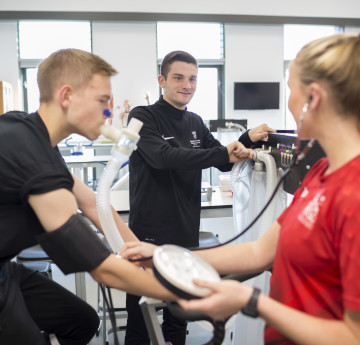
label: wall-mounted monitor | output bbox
[234,82,280,110]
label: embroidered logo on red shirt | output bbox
[298,191,325,230]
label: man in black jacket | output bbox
[125,50,274,345]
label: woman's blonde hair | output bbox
[295,33,360,122]
[37,48,117,103]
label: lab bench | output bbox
[111,187,236,244]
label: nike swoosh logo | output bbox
[162,135,175,140]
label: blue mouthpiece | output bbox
[103,109,112,117]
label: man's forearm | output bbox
[91,254,176,301]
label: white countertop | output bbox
[201,187,233,208]
[63,154,111,165]
[109,187,232,213]
[62,153,233,212]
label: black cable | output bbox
[106,285,122,345]
[128,138,315,261]
[195,166,291,250]
[100,284,120,345]
[128,166,290,262]
[201,320,226,345]
[194,138,315,250]
[128,167,289,261]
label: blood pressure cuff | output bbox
[36,214,112,275]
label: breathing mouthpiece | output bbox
[103,109,112,117]
[100,125,122,143]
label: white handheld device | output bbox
[153,245,221,299]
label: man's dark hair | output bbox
[160,51,198,79]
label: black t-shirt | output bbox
[0,111,74,264]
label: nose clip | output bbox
[103,109,112,117]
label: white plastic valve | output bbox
[100,117,143,143]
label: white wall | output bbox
[225,24,284,129]
[92,22,158,128]
[1,0,360,19]
[0,21,22,110]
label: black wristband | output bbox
[238,130,254,148]
[241,287,261,318]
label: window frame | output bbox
[19,61,41,113]
[17,20,93,113]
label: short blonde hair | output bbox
[295,33,360,122]
[37,49,117,103]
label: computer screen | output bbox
[234,82,280,110]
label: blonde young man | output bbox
[0,49,187,345]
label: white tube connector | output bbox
[252,150,278,238]
[97,118,143,254]
[252,150,277,201]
